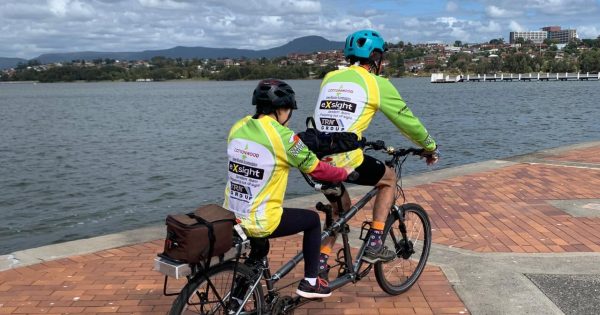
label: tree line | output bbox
[2,38,599,83]
[444,39,600,74]
[1,57,335,82]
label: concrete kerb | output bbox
[0,157,514,272]
[0,225,165,271]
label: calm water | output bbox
[1,78,598,254]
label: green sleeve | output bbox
[278,125,319,173]
[377,77,437,151]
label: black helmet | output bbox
[252,79,297,112]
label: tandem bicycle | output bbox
[155,141,433,314]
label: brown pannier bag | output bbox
[162,204,236,264]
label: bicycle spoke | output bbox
[384,258,417,279]
[375,205,431,295]
[171,262,262,315]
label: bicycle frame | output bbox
[229,186,383,315]
[270,186,379,290]
[242,146,420,313]
[167,143,425,315]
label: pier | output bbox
[431,72,600,83]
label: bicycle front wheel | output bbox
[169,261,263,315]
[374,203,432,295]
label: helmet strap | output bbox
[273,108,293,125]
[370,52,384,75]
[281,109,292,126]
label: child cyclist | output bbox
[223,79,354,298]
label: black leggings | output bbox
[267,208,321,278]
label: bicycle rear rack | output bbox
[154,229,251,296]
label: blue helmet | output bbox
[343,29,386,59]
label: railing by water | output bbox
[431,72,600,83]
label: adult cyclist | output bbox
[224,79,354,298]
[312,30,439,274]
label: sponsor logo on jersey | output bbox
[230,182,252,200]
[319,117,345,131]
[288,134,306,157]
[319,118,346,132]
[327,86,354,94]
[289,134,300,144]
[320,118,339,126]
[319,100,357,113]
[229,162,264,179]
[234,145,260,160]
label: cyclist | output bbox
[224,79,353,299]
[312,30,439,273]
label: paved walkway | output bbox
[1,141,599,314]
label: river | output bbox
[1,78,598,253]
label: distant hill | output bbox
[29,36,344,64]
[0,57,27,70]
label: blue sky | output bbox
[1,0,600,59]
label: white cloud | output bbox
[436,17,459,27]
[1,0,599,59]
[525,0,598,15]
[485,5,520,18]
[480,21,502,34]
[509,20,525,32]
[577,25,600,39]
[446,1,459,12]
[48,0,94,18]
[403,17,421,28]
[137,0,190,10]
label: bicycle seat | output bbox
[247,237,270,263]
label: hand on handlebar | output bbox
[420,147,440,166]
[343,167,359,182]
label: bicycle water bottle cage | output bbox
[359,221,372,241]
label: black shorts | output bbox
[348,154,386,186]
[324,154,386,203]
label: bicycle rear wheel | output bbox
[374,203,432,295]
[169,261,263,315]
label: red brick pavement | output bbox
[0,239,467,314]
[340,147,600,253]
[2,144,598,314]
[414,146,600,253]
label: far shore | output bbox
[0,74,434,85]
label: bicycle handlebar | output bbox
[301,140,423,193]
[363,141,424,157]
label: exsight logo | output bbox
[229,162,264,179]
[319,100,356,113]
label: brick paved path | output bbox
[1,144,599,314]
[0,239,465,315]
[420,146,600,253]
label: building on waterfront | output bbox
[509,31,548,44]
[541,26,562,33]
[510,26,578,45]
[543,26,577,44]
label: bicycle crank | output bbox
[271,295,294,315]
